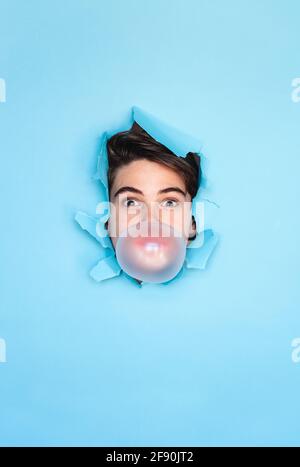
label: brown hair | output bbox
[106,121,201,198]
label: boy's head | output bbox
[105,122,201,249]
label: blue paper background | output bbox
[0,0,300,446]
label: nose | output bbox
[139,201,160,224]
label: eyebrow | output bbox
[112,186,187,199]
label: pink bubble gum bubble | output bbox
[115,220,186,283]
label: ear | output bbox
[188,215,197,243]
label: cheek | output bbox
[159,209,176,227]
[108,205,143,237]
[159,207,192,237]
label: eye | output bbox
[122,198,142,208]
[160,199,179,208]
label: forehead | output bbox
[112,159,186,192]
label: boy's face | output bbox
[107,159,196,249]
